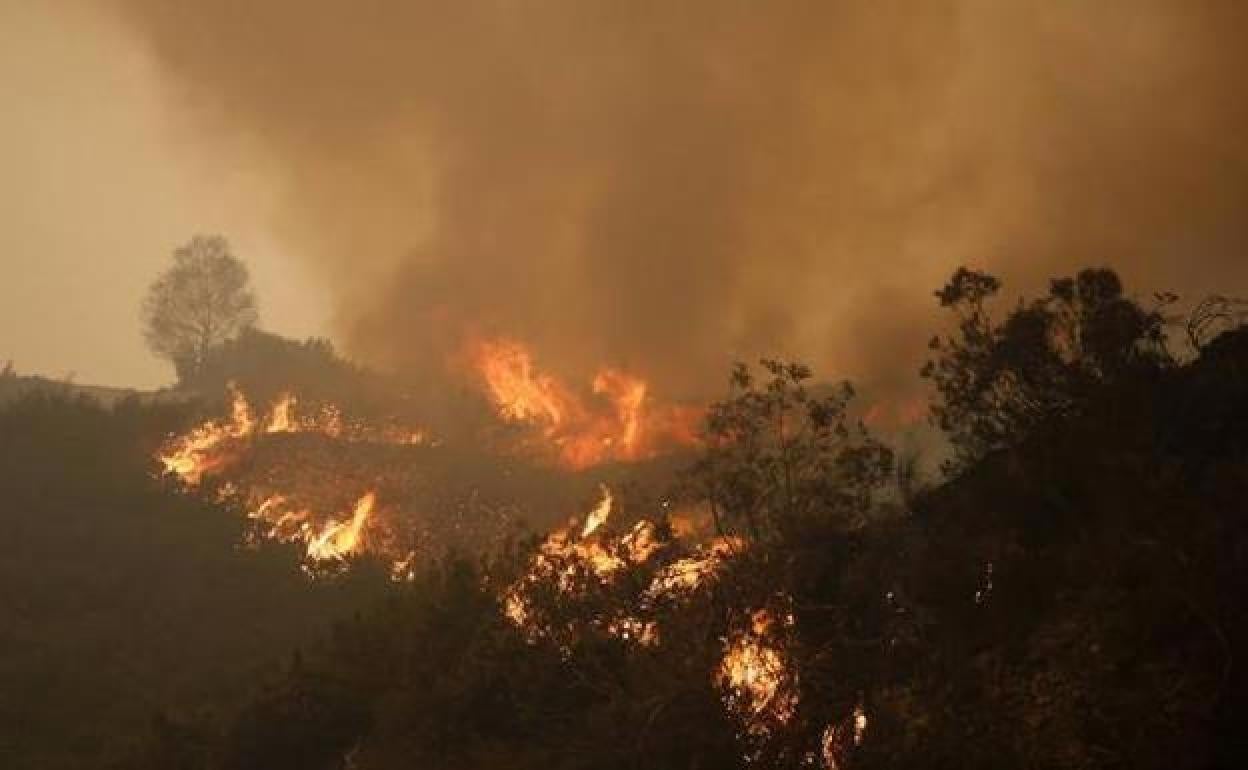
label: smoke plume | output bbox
[107,0,1248,408]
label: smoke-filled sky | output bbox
[5,1,1248,401]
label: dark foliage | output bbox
[0,393,385,769]
[922,267,1174,469]
[6,267,1246,770]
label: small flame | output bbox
[819,704,869,769]
[580,484,613,538]
[159,384,255,483]
[157,387,427,570]
[646,536,744,596]
[266,392,297,433]
[717,608,797,736]
[306,492,376,561]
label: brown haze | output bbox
[0,1,332,388]
[95,1,1248,404]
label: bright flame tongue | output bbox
[306,492,375,561]
[471,337,697,468]
[476,339,567,424]
[159,385,255,483]
[158,386,425,569]
[266,393,297,433]
[580,484,613,538]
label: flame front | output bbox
[158,385,256,483]
[470,337,699,468]
[158,387,425,569]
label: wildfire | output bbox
[159,385,255,483]
[266,392,297,433]
[717,608,798,737]
[502,485,670,639]
[645,535,745,596]
[306,492,376,561]
[159,386,427,487]
[819,704,869,769]
[158,386,426,568]
[248,492,379,563]
[469,337,699,468]
[580,484,613,537]
[502,485,748,653]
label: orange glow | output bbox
[306,492,376,561]
[245,491,381,564]
[503,486,749,649]
[646,535,744,596]
[580,484,613,537]
[717,608,797,736]
[469,337,700,468]
[157,386,426,570]
[861,395,927,430]
[158,384,255,483]
[159,386,429,486]
[266,392,297,433]
[473,338,568,425]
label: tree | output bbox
[921,266,1174,469]
[690,359,893,543]
[142,235,258,383]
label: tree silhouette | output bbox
[142,235,258,384]
[922,266,1173,468]
[690,359,892,542]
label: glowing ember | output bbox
[853,704,867,746]
[502,486,750,654]
[646,536,744,597]
[819,704,868,769]
[717,609,797,736]
[495,488,807,757]
[606,615,659,646]
[503,485,676,642]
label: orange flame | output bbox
[470,337,699,468]
[580,484,613,537]
[159,384,255,483]
[306,492,376,561]
[159,387,428,486]
[158,387,426,570]
[266,393,297,433]
[717,608,798,736]
[503,486,746,647]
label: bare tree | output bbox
[142,235,258,383]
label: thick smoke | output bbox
[109,0,1248,407]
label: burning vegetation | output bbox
[159,385,425,566]
[119,268,1248,769]
[7,266,1246,769]
[152,325,899,766]
[470,337,701,468]
[158,336,704,570]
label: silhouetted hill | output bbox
[0,392,386,770]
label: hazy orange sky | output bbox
[0,1,330,388]
[5,1,1248,401]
